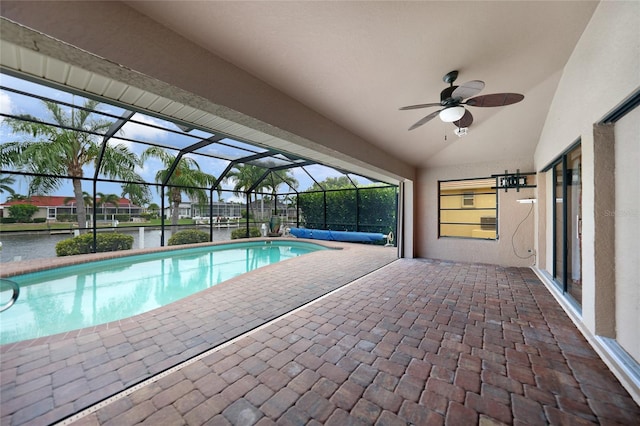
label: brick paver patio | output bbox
[0,240,396,425]
[1,244,639,425]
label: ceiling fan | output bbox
[400,70,524,131]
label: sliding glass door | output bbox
[552,143,582,307]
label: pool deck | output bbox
[1,240,639,425]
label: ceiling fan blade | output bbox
[466,93,524,107]
[453,109,473,128]
[408,109,441,130]
[451,80,485,100]
[399,102,442,111]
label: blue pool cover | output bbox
[289,227,386,243]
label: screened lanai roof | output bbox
[0,71,394,199]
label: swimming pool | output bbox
[0,240,326,345]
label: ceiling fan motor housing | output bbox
[440,86,459,105]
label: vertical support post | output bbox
[92,181,97,253]
[139,226,145,249]
[160,185,165,246]
[494,176,500,240]
[355,188,360,232]
[209,188,214,241]
[323,191,327,229]
[552,166,559,279]
[561,155,569,293]
[395,186,399,245]
[593,124,616,337]
[245,192,250,236]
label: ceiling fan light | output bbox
[439,106,465,122]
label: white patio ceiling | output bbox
[1,1,599,180]
[125,1,598,168]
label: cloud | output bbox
[108,114,171,153]
[137,158,162,182]
[0,91,15,116]
[119,114,169,144]
[108,136,136,152]
[0,92,18,142]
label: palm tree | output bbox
[0,174,16,197]
[1,99,143,232]
[266,171,298,193]
[224,163,270,219]
[121,182,151,208]
[97,192,121,221]
[141,147,217,232]
[64,192,93,208]
[225,164,266,197]
[225,164,298,219]
[6,194,28,202]
[265,170,298,215]
[64,191,93,221]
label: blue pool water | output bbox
[0,241,326,345]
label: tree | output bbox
[265,170,298,196]
[97,192,121,221]
[224,163,269,219]
[7,204,38,222]
[0,174,16,196]
[64,192,93,208]
[141,147,217,232]
[64,191,92,220]
[121,182,151,208]
[264,170,298,216]
[309,176,356,191]
[298,176,396,234]
[299,176,355,228]
[224,163,297,219]
[1,99,143,232]
[225,164,267,201]
[6,193,28,202]
[358,186,397,233]
[141,202,160,220]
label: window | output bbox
[462,192,475,208]
[439,177,497,239]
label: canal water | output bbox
[0,228,235,263]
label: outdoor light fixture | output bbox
[439,106,465,122]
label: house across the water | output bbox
[0,195,142,222]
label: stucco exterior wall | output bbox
[533,1,639,333]
[614,106,640,362]
[415,159,536,267]
[535,172,547,271]
[534,1,640,168]
[532,1,640,400]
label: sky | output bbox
[0,73,377,206]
